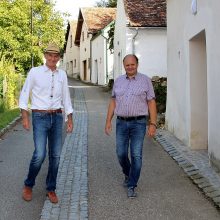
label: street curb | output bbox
[155,131,220,209]
[0,115,22,138]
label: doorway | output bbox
[189,30,208,149]
[83,60,87,80]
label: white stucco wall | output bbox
[126,28,167,78]
[65,22,80,78]
[113,0,127,79]
[166,0,220,163]
[80,23,92,81]
[91,26,114,85]
[114,0,167,79]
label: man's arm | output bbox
[21,109,30,130]
[147,99,157,137]
[105,98,116,135]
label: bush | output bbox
[152,76,167,114]
[0,58,23,110]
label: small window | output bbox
[74,59,76,68]
[82,32,84,41]
[70,35,72,47]
[88,58,91,69]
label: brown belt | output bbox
[32,109,62,114]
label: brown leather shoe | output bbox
[47,191,58,204]
[22,186,32,201]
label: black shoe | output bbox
[127,187,137,198]
[123,175,129,187]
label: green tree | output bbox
[0,0,67,112]
[95,0,117,7]
[0,0,66,72]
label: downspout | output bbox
[101,31,108,84]
[132,28,139,54]
[90,37,92,81]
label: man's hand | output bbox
[66,114,73,133]
[21,109,30,131]
[147,124,156,137]
[105,99,115,135]
[105,121,112,135]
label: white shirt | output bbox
[19,65,73,116]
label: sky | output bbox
[54,0,98,20]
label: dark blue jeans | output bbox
[116,117,147,188]
[24,112,63,191]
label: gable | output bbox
[75,7,116,46]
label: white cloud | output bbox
[54,0,97,20]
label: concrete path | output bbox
[85,83,220,220]
[0,119,47,220]
[1,78,220,220]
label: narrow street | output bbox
[0,79,220,220]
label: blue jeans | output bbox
[24,112,63,191]
[116,117,147,188]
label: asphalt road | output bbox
[85,83,220,220]
[0,79,220,220]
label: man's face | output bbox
[44,52,60,69]
[123,56,138,77]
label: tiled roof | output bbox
[124,0,166,27]
[75,7,116,45]
[82,7,116,33]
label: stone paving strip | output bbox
[40,88,88,220]
[155,129,220,209]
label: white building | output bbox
[75,7,116,83]
[166,0,220,169]
[113,0,167,79]
[63,21,80,78]
[91,21,115,85]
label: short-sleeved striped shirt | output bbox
[112,73,155,117]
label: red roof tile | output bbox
[124,0,166,27]
[75,7,116,45]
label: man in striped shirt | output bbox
[105,54,157,198]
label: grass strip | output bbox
[0,108,20,130]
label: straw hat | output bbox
[44,43,60,54]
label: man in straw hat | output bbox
[19,42,73,203]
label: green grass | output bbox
[0,108,20,130]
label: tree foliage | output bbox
[0,0,66,72]
[95,0,117,7]
[0,0,67,111]
[107,21,115,53]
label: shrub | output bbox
[152,76,167,114]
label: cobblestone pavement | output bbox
[40,80,220,220]
[40,88,88,220]
[155,130,220,208]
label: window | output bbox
[82,32,84,41]
[88,58,91,69]
[70,35,72,47]
[74,59,76,68]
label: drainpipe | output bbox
[101,31,108,85]
[132,28,139,54]
[90,37,92,82]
